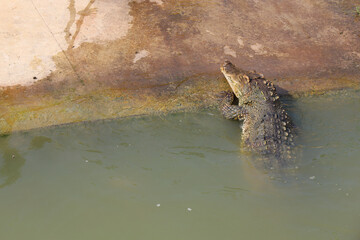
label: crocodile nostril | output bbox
[223,60,232,66]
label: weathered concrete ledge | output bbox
[1,0,360,134]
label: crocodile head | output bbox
[220,60,251,99]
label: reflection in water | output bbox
[29,136,52,150]
[0,136,26,189]
[0,135,51,188]
[0,90,359,240]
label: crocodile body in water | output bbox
[220,61,295,168]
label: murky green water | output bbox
[0,90,360,240]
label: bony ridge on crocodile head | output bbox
[220,60,252,99]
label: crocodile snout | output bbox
[221,60,237,74]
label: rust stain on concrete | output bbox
[65,0,97,51]
[64,0,77,47]
[1,0,360,134]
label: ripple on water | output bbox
[0,90,359,239]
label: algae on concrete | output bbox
[1,0,360,134]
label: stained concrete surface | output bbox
[0,0,360,133]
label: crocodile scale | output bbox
[220,61,295,168]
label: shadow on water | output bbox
[0,135,26,189]
[29,136,52,150]
[0,134,52,188]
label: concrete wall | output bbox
[1,0,359,133]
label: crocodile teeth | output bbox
[285,132,289,136]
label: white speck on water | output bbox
[11,155,15,159]
[338,188,342,191]
[187,208,192,212]
[85,160,89,163]
[309,176,316,180]
[156,204,161,207]
[345,193,349,196]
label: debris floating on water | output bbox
[156,204,161,207]
[85,160,89,163]
[309,176,316,180]
[187,208,192,212]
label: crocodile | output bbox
[219,61,295,168]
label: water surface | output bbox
[0,90,359,240]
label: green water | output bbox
[0,90,360,240]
